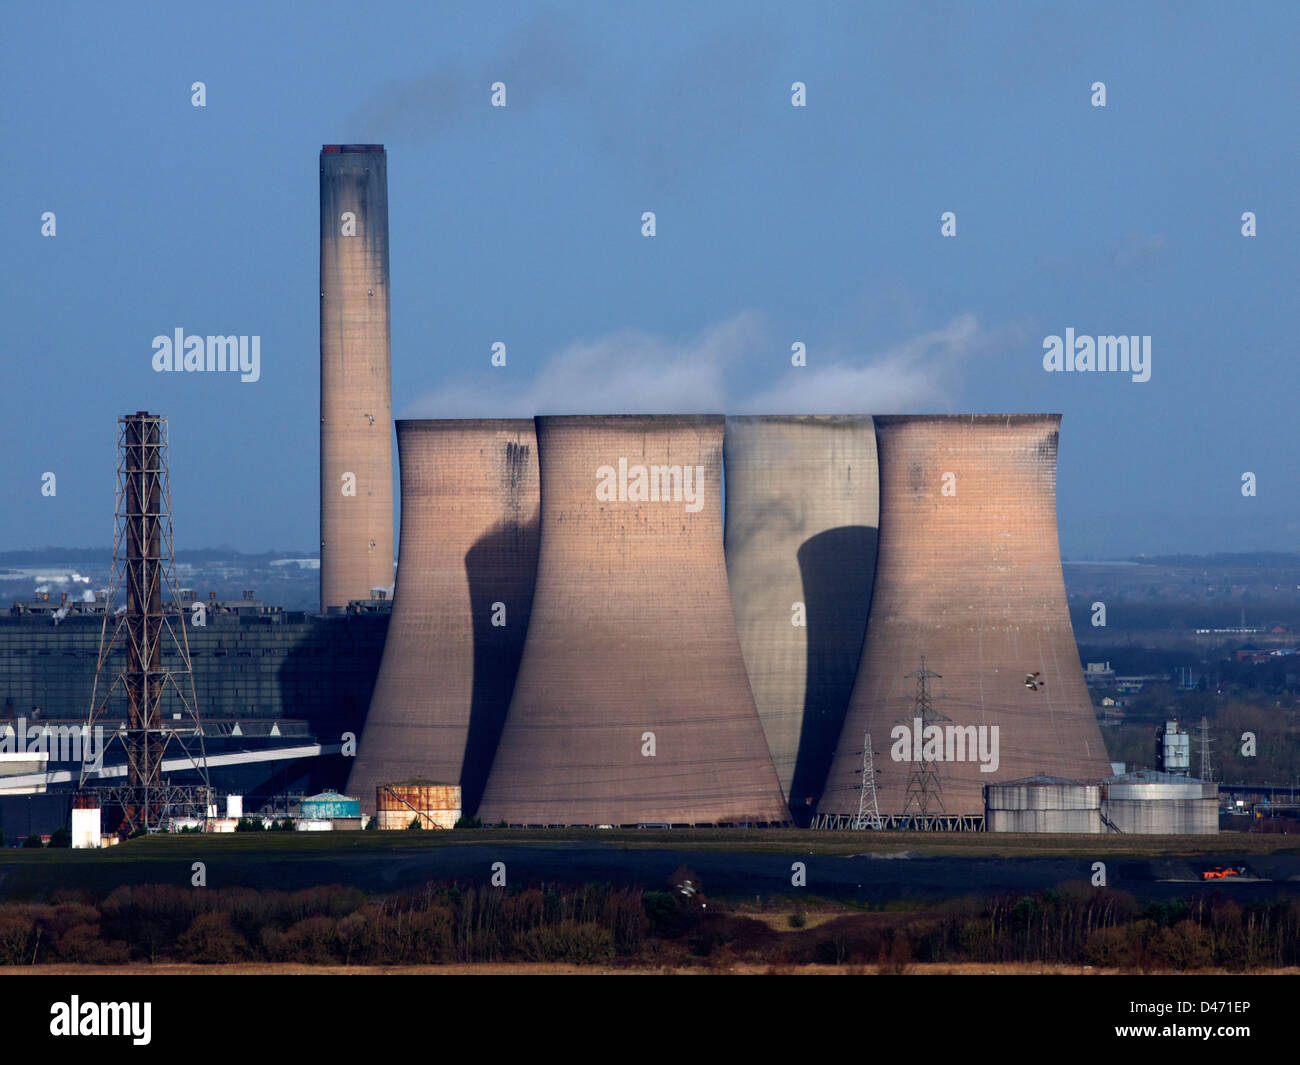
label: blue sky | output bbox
[3,1,1296,557]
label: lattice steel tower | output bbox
[1199,715,1214,782]
[854,733,884,829]
[900,657,948,828]
[83,413,209,833]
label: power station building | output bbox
[476,415,790,827]
[723,415,879,823]
[319,144,394,613]
[818,415,1114,821]
[347,420,540,817]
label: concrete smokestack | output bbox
[319,144,394,612]
[477,415,789,826]
[347,420,540,816]
[724,415,879,823]
[818,415,1112,819]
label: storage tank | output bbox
[818,415,1113,820]
[1102,771,1219,834]
[985,775,1102,833]
[320,144,394,611]
[71,794,101,849]
[300,789,362,820]
[377,781,462,830]
[476,415,790,827]
[723,415,879,823]
[346,419,540,816]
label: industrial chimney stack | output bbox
[319,144,394,612]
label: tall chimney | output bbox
[319,144,394,612]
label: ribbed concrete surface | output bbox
[818,415,1112,818]
[348,420,540,816]
[320,145,394,611]
[724,416,878,822]
[477,415,789,826]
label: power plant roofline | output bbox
[477,414,790,826]
[347,419,540,816]
[871,413,1064,425]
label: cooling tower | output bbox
[347,420,540,816]
[319,144,394,612]
[476,415,790,826]
[818,414,1112,820]
[723,416,879,823]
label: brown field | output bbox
[3,962,1297,976]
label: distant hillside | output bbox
[0,548,318,565]
[1127,552,1300,568]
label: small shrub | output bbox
[1084,926,1131,968]
[519,921,614,964]
[48,827,72,849]
[173,912,249,964]
[816,933,849,966]
[876,931,910,974]
[407,817,423,831]
[454,816,482,829]
[56,924,129,965]
[1152,920,1213,972]
[0,916,35,964]
[788,912,807,929]
[21,834,43,848]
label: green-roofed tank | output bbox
[301,789,361,820]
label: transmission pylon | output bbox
[900,656,949,829]
[83,412,209,834]
[1198,716,1214,782]
[853,732,884,829]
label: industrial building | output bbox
[0,598,387,806]
[476,415,790,827]
[985,772,1219,834]
[723,415,878,822]
[985,776,1104,833]
[1,599,386,737]
[319,144,395,613]
[818,415,1114,822]
[1104,770,1219,834]
[347,420,540,816]
[376,781,462,830]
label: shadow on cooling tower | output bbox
[791,524,877,825]
[463,519,540,817]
